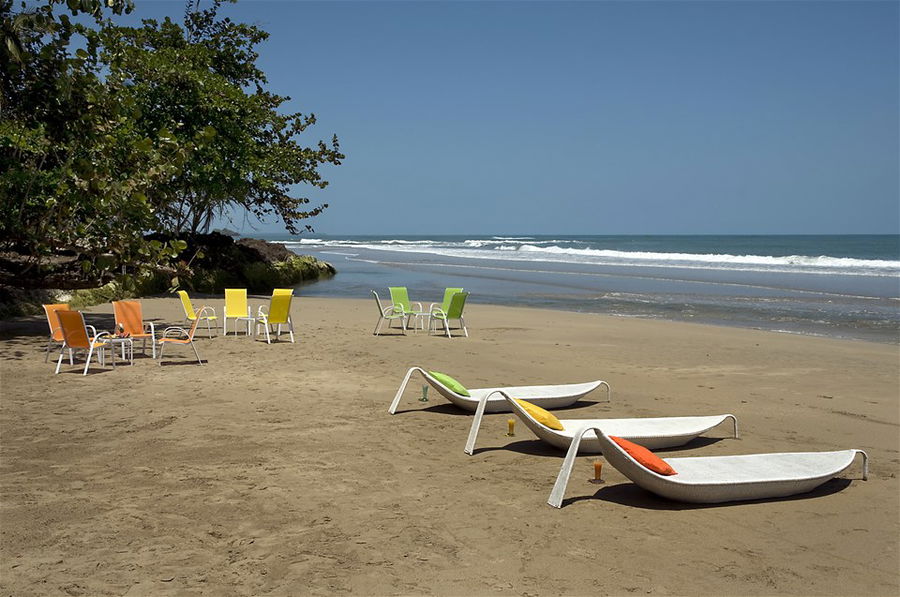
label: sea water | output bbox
[264,234,899,344]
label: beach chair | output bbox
[464,389,738,455]
[177,290,217,337]
[429,287,464,313]
[429,291,469,338]
[255,288,295,343]
[53,309,109,375]
[372,290,407,335]
[389,286,425,331]
[42,303,69,362]
[223,288,254,336]
[156,315,203,366]
[112,300,156,358]
[547,426,868,507]
[389,366,610,414]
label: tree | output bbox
[1,0,186,288]
[0,0,342,289]
[93,0,344,236]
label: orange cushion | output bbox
[610,436,677,476]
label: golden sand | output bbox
[1,296,897,595]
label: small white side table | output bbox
[106,336,134,367]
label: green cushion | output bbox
[428,371,470,396]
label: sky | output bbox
[112,1,898,236]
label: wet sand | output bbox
[1,296,898,595]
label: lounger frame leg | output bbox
[547,427,598,508]
[389,366,428,414]
[856,449,869,480]
[464,390,503,455]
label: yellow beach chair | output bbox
[54,310,110,375]
[223,288,254,336]
[255,288,295,343]
[177,290,217,337]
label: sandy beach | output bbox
[1,295,897,596]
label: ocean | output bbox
[265,234,900,344]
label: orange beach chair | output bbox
[112,300,157,358]
[42,303,69,362]
[177,290,217,337]
[156,315,203,366]
[54,310,110,375]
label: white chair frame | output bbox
[372,290,407,335]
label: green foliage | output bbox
[92,0,344,236]
[0,0,342,291]
[0,0,187,286]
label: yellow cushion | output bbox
[514,399,564,431]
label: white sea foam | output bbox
[279,237,900,277]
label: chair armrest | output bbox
[161,326,189,339]
[430,307,447,317]
[144,321,156,336]
[381,306,395,316]
[86,324,98,337]
[412,301,423,312]
[196,305,216,318]
[257,305,269,318]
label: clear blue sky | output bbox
[118,1,898,236]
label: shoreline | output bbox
[2,296,898,595]
[299,279,900,346]
[287,236,900,345]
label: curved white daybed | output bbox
[388,367,610,415]
[547,426,868,507]
[464,390,738,454]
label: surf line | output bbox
[344,256,888,301]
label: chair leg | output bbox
[191,342,202,365]
[69,348,74,365]
[444,319,451,338]
[264,320,271,344]
[44,339,53,363]
[374,316,383,335]
[287,318,295,343]
[150,332,156,358]
[83,346,95,375]
[461,317,468,338]
[157,342,166,365]
[55,345,66,374]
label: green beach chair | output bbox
[429,291,469,338]
[429,287,464,314]
[389,286,425,331]
[373,290,407,335]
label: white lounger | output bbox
[389,367,610,415]
[548,427,868,507]
[464,390,738,454]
